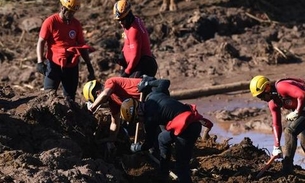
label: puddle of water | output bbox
[183,96,305,169]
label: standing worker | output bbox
[36,0,95,102]
[120,79,213,183]
[250,75,305,174]
[113,0,158,78]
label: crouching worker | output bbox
[120,79,213,183]
[82,77,142,146]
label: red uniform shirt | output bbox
[39,13,86,67]
[104,77,141,115]
[269,78,305,146]
[122,16,152,74]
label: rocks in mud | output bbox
[215,107,266,121]
[213,107,273,133]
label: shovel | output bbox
[256,155,278,179]
[120,92,145,174]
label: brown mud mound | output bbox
[1,0,305,182]
[2,87,305,182]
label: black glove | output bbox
[121,70,130,77]
[113,52,127,68]
[87,64,95,81]
[138,75,156,92]
[114,58,127,68]
[138,80,149,92]
[36,62,46,75]
[87,73,95,81]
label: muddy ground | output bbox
[1,0,305,182]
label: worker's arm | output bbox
[89,88,112,112]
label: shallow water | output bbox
[183,95,305,169]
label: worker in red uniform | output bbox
[113,0,158,78]
[250,75,305,174]
[83,77,142,144]
[120,79,213,183]
[36,0,95,101]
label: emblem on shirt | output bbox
[69,30,76,39]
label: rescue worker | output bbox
[82,77,142,144]
[113,0,158,78]
[120,79,213,183]
[250,75,305,174]
[36,0,95,101]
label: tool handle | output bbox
[256,155,277,179]
[133,92,143,144]
[134,122,140,144]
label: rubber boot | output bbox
[299,130,305,153]
[159,156,170,182]
[282,128,297,174]
[282,157,293,174]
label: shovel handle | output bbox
[134,92,143,144]
[134,122,140,144]
[256,155,277,179]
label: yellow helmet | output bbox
[120,98,139,122]
[113,0,131,20]
[249,75,270,97]
[82,80,103,102]
[60,0,81,12]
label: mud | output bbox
[1,0,305,182]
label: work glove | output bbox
[130,143,142,153]
[137,75,156,92]
[87,73,95,81]
[86,101,101,114]
[87,64,95,81]
[121,70,130,77]
[113,53,127,68]
[272,146,283,158]
[36,62,46,75]
[86,101,93,111]
[286,110,299,121]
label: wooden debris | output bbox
[170,81,250,100]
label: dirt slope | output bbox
[1,0,305,182]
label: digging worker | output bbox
[113,0,158,78]
[250,75,305,174]
[120,79,213,183]
[82,77,142,145]
[36,0,95,102]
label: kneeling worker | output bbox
[120,78,213,183]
